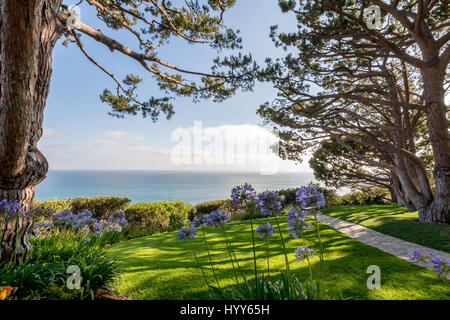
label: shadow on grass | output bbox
[106,216,450,300]
[321,205,450,253]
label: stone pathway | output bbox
[316,213,450,278]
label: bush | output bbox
[189,200,239,221]
[330,189,388,206]
[33,198,72,214]
[277,185,337,208]
[33,197,131,220]
[1,230,119,300]
[70,197,131,220]
[125,200,191,233]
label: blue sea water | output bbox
[35,170,316,204]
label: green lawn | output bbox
[105,212,450,300]
[321,205,450,253]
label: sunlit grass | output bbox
[105,209,450,300]
[321,204,450,253]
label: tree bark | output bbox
[418,65,450,223]
[0,0,63,263]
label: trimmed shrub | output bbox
[33,198,72,213]
[125,200,191,233]
[70,197,131,219]
[331,190,388,206]
[188,200,238,220]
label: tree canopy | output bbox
[255,0,449,223]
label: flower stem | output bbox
[201,225,220,290]
[250,218,258,297]
[274,215,291,294]
[300,230,314,287]
[188,238,209,287]
[265,238,270,279]
[220,225,248,287]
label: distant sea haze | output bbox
[35,170,316,204]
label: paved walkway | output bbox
[317,213,450,278]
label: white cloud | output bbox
[103,130,144,141]
[42,128,65,138]
[38,124,311,173]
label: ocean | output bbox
[34,170,316,204]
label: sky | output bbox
[40,0,312,173]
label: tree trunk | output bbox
[418,66,450,224]
[0,0,63,263]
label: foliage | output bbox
[253,0,450,222]
[105,208,450,300]
[278,185,337,208]
[331,190,388,207]
[59,0,255,120]
[0,230,119,300]
[33,197,131,220]
[125,200,191,233]
[188,200,233,221]
[177,184,336,300]
[210,272,328,300]
[32,209,128,239]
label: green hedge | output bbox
[33,196,131,219]
[125,200,192,232]
[277,185,338,208]
[330,191,388,206]
[188,200,239,220]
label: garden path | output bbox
[316,213,450,279]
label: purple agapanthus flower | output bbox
[295,186,326,209]
[204,209,230,228]
[429,256,450,278]
[191,213,206,228]
[255,223,275,239]
[410,248,450,278]
[256,191,283,216]
[177,226,197,240]
[230,183,257,205]
[286,208,312,238]
[294,246,316,262]
[409,248,432,263]
[0,199,22,217]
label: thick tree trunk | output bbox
[418,66,450,223]
[0,0,63,263]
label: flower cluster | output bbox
[409,248,433,263]
[53,210,96,230]
[294,246,316,262]
[430,256,450,278]
[32,209,128,238]
[256,191,283,216]
[0,199,26,217]
[204,209,230,228]
[286,208,312,238]
[295,186,326,209]
[410,248,450,278]
[191,213,206,228]
[255,223,275,239]
[177,226,197,240]
[230,183,257,205]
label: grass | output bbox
[105,211,450,300]
[321,204,450,253]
